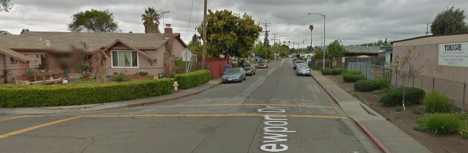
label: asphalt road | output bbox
[0,59,378,153]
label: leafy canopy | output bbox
[198,9,262,58]
[431,7,468,35]
[0,0,13,12]
[141,7,161,33]
[68,9,119,32]
[326,39,346,58]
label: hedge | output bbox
[321,68,332,75]
[0,79,173,107]
[354,80,380,92]
[379,87,425,107]
[343,75,366,82]
[331,69,342,75]
[174,70,210,89]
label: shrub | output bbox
[374,78,389,89]
[0,79,173,107]
[354,80,380,92]
[111,73,130,82]
[396,106,402,112]
[331,69,342,75]
[136,71,149,76]
[321,68,332,75]
[343,75,366,82]
[415,114,461,135]
[459,120,468,139]
[345,70,362,75]
[174,70,210,89]
[379,87,425,107]
[423,92,454,113]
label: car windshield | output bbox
[295,60,303,63]
[226,68,241,73]
[259,60,267,63]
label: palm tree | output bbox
[141,7,161,33]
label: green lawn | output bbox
[249,60,259,65]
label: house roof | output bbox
[344,46,382,54]
[393,32,468,43]
[0,31,189,61]
[0,47,32,62]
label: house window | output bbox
[111,50,138,68]
[10,57,18,64]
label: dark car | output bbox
[293,60,303,69]
[296,64,311,76]
[243,65,256,76]
[258,60,268,68]
[222,68,247,83]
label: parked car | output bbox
[222,68,247,83]
[293,60,303,69]
[296,64,311,76]
[243,65,256,76]
[276,56,282,60]
[258,60,268,68]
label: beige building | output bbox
[393,33,468,111]
[0,27,190,83]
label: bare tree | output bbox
[91,50,108,84]
[387,47,428,110]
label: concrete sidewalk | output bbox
[0,79,222,115]
[310,70,431,153]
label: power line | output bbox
[185,0,195,40]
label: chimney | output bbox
[164,24,173,40]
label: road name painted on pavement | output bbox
[258,106,296,152]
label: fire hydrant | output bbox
[173,81,179,91]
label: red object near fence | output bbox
[198,57,232,78]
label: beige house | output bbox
[0,27,191,83]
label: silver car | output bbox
[296,64,311,76]
[243,65,256,76]
[223,68,247,83]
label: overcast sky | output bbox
[1,0,467,46]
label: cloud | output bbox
[0,0,467,46]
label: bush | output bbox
[0,79,173,107]
[136,71,149,76]
[415,114,461,135]
[354,80,380,92]
[343,75,366,82]
[379,87,425,107]
[174,70,210,89]
[111,73,130,82]
[331,69,342,75]
[345,70,362,75]
[321,68,332,75]
[374,78,389,89]
[423,92,454,113]
[459,120,468,139]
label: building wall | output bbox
[22,52,46,69]
[173,39,186,58]
[393,34,468,111]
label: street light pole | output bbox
[308,13,325,68]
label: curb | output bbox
[126,82,222,108]
[310,73,391,153]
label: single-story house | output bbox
[0,27,193,83]
[344,46,382,56]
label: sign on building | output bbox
[438,42,468,67]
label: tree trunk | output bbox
[402,86,406,110]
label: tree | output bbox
[313,48,323,59]
[68,9,118,32]
[431,7,468,35]
[0,0,13,12]
[198,10,262,60]
[141,7,161,33]
[387,47,427,110]
[188,34,203,57]
[20,29,29,34]
[252,40,264,57]
[326,39,346,58]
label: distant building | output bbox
[0,31,12,35]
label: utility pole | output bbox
[426,23,431,36]
[272,33,278,55]
[202,0,207,69]
[261,23,271,59]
